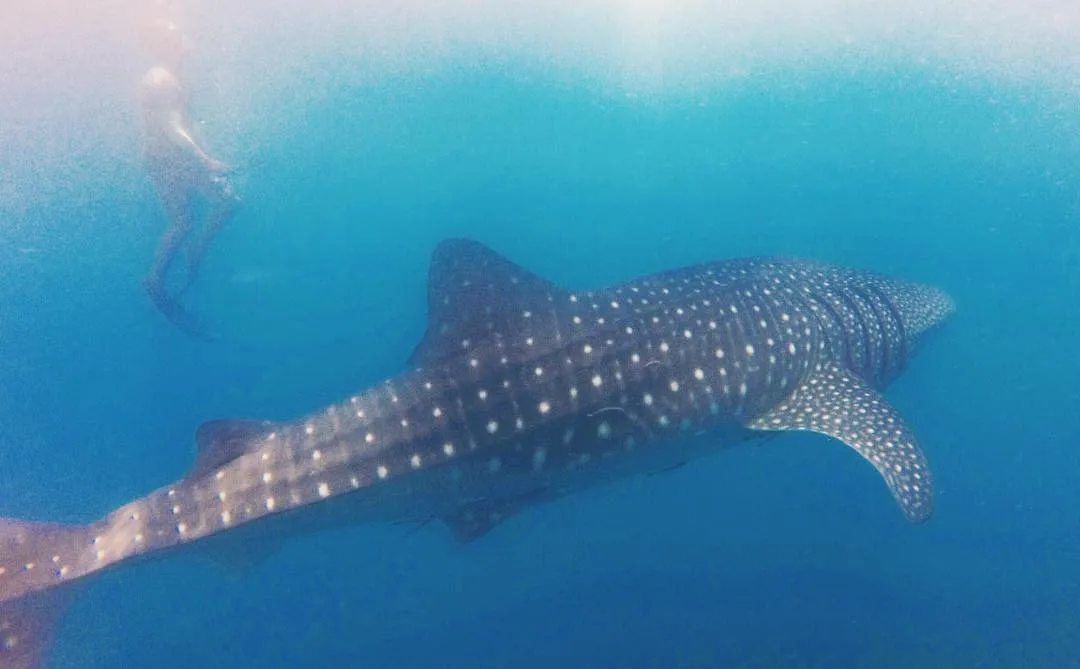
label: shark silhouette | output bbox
[0,239,954,668]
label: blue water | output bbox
[2,57,1079,667]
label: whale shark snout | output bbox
[877,277,955,350]
[905,282,956,345]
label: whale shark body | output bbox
[0,239,954,668]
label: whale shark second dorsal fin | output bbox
[408,239,575,367]
[747,365,934,523]
[189,419,278,479]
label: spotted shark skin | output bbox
[0,239,954,667]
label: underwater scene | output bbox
[1,1,1078,667]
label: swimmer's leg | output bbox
[145,187,194,300]
[181,178,239,295]
[145,187,209,337]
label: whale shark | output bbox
[0,238,954,668]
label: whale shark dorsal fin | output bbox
[190,419,277,479]
[747,366,934,523]
[408,239,574,367]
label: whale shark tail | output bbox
[0,590,71,669]
[0,518,99,669]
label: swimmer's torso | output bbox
[139,66,199,167]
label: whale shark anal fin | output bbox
[441,488,549,543]
[747,365,934,523]
[200,535,287,575]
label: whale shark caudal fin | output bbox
[0,591,70,669]
[0,519,94,669]
[747,365,934,523]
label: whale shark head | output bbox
[889,281,956,353]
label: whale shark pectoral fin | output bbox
[189,419,279,479]
[747,366,934,523]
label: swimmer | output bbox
[138,17,238,334]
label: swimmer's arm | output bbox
[163,110,228,171]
